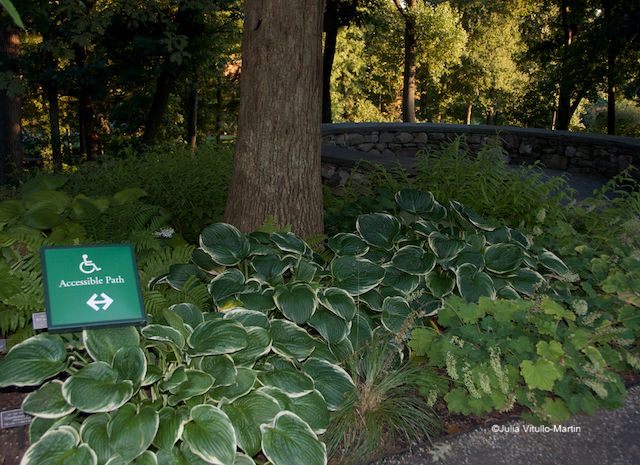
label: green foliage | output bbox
[64,142,233,242]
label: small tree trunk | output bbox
[47,83,62,171]
[604,0,616,135]
[402,0,417,123]
[215,78,222,144]
[142,66,175,146]
[466,103,473,125]
[225,0,325,237]
[556,0,576,131]
[322,21,339,123]
[186,80,198,154]
[0,27,23,183]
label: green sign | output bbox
[41,244,146,331]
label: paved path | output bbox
[368,384,640,465]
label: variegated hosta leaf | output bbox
[142,366,163,387]
[427,232,466,260]
[238,288,276,311]
[359,289,383,312]
[80,413,114,464]
[308,305,350,344]
[0,335,67,387]
[506,268,546,296]
[200,223,251,266]
[251,254,293,284]
[84,327,140,364]
[538,249,570,276]
[62,362,133,413]
[153,406,189,450]
[269,319,316,361]
[425,269,456,299]
[234,454,257,465]
[21,426,97,465]
[395,190,435,214]
[382,266,420,294]
[208,268,246,306]
[197,355,237,387]
[167,370,215,406]
[29,415,76,445]
[484,243,525,274]
[259,387,330,435]
[105,450,157,465]
[319,287,356,321]
[449,200,495,231]
[231,326,272,367]
[108,404,159,462]
[183,405,236,465]
[171,303,204,329]
[330,256,386,296]
[113,346,147,389]
[224,308,270,329]
[187,319,248,356]
[258,367,315,398]
[221,391,281,457]
[211,367,257,403]
[261,412,327,465]
[484,226,511,244]
[301,358,355,411]
[356,213,401,250]
[142,324,186,349]
[327,233,369,257]
[347,312,374,351]
[270,232,309,256]
[273,283,317,324]
[391,245,436,275]
[22,380,75,419]
[456,263,496,302]
[381,296,412,333]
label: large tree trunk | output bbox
[556,0,577,131]
[225,0,325,237]
[322,21,338,123]
[604,0,616,135]
[142,65,175,146]
[402,0,417,123]
[0,26,23,184]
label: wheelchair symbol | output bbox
[79,254,102,274]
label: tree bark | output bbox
[556,0,577,131]
[466,102,473,125]
[402,0,417,123]
[0,26,23,184]
[186,80,198,153]
[604,0,616,135]
[142,65,175,146]
[46,80,62,171]
[225,0,325,237]
[75,47,98,160]
[322,21,339,123]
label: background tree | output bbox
[225,0,325,236]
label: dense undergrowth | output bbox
[0,138,638,465]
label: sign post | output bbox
[41,244,146,332]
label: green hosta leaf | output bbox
[538,249,570,276]
[381,296,412,333]
[330,256,386,296]
[200,223,251,266]
[192,247,221,273]
[231,326,272,366]
[271,232,309,255]
[259,387,330,434]
[221,391,281,457]
[261,412,327,465]
[425,269,456,299]
[382,266,420,294]
[302,358,355,411]
[0,199,22,223]
[258,367,315,397]
[108,404,159,462]
[356,213,401,250]
[21,426,97,465]
[293,259,319,282]
[142,324,186,349]
[251,254,293,284]
[455,263,496,302]
[188,319,247,356]
[484,227,511,244]
[520,359,563,391]
[62,362,134,413]
[23,380,75,419]
[234,454,257,465]
[113,346,147,388]
[29,416,76,445]
[506,269,546,296]
[327,233,369,256]
[84,327,140,364]
[142,366,163,387]
[224,308,270,329]
[449,200,495,231]
[428,232,466,260]
[80,413,113,464]
[0,335,67,388]
[22,201,65,229]
[239,288,276,311]
[319,287,357,321]
[153,406,189,450]
[274,283,317,324]
[391,245,436,275]
[270,319,315,361]
[208,269,246,306]
[347,312,374,351]
[168,370,215,406]
[307,306,350,344]
[167,264,204,290]
[360,289,383,311]
[106,450,157,465]
[484,243,524,274]
[422,200,447,222]
[171,303,204,329]
[413,219,437,237]
[197,355,237,387]
[211,367,257,403]
[395,190,435,214]
[183,405,236,465]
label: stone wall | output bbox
[320,123,640,183]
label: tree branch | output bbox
[391,0,406,17]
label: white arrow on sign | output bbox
[87,293,114,311]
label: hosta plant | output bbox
[0,307,357,465]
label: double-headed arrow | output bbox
[87,293,114,311]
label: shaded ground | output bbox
[0,390,30,465]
